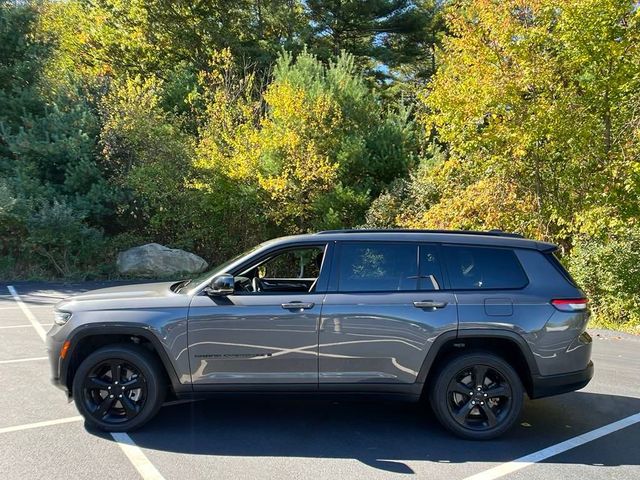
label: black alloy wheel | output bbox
[72,345,165,432]
[430,352,524,440]
[446,364,512,431]
[82,359,148,424]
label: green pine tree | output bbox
[305,0,442,83]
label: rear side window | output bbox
[443,245,528,290]
[338,243,418,292]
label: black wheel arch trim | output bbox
[415,329,457,384]
[61,323,191,395]
[456,329,540,376]
[415,328,540,385]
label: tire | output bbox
[429,352,524,440]
[72,345,166,432]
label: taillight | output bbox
[551,298,589,312]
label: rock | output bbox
[117,243,208,277]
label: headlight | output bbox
[54,311,72,326]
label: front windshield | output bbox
[183,243,263,292]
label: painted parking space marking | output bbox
[0,356,48,364]
[0,305,53,310]
[0,416,83,434]
[7,285,166,480]
[0,323,52,329]
[463,412,640,480]
[7,286,47,341]
[111,432,166,480]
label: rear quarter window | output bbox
[544,252,579,288]
[443,245,528,290]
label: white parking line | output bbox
[463,411,640,480]
[7,286,47,341]
[0,305,53,310]
[0,323,52,329]
[0,416,83,434]
[111,432,166,480]
[8,285,165,480]
[0,356,48,364]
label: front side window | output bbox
[260,248,323,279]
[235,245,326,293]
[443,245,528,290]
[185,243,264,293]
[338,243,418,292]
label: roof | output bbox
[317,228,524,238]
[270,229,556,252]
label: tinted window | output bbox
[443,246,528,289]
[419,244,444,291]
[545,252,578,287]
[235,246,326,294]
[261,247,324,279]
[338,243,417,292]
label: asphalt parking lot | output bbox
[1,281,639,480]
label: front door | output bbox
[319,242,458,385]
[188,244,330,385]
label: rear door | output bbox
[318,241,457,385]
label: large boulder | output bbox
[117,243,208,277]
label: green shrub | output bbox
[362,146,444,228]
[0,180,29,267]
[570,227,640,333]
[25,200,106,278]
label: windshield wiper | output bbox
[175,279,192,293]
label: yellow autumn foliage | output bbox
[398,177,538,237]
[257,81,341,232]
[417,0,640,244]
[195,58,343,233]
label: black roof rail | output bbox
[315,228,524,238]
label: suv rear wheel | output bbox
[430,352,523,440]
[72,345,166,431]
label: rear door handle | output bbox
[413,300,448,309]
[282,302,315,310]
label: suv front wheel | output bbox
[430,352,524,440]
[72,345,166,431]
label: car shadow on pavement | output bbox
[92,391,640,474]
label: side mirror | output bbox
[207,273,234,295]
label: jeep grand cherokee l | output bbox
[46,229,593,439]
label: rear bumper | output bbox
[530,360,594,399]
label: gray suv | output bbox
[46,230,593,439]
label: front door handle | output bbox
[282,302,315,310]
[413,300,448,309]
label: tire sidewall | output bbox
[72,345,165,432]
[430,352,524,440]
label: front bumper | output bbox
[530,360,594,399]
[45,333,68,394]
